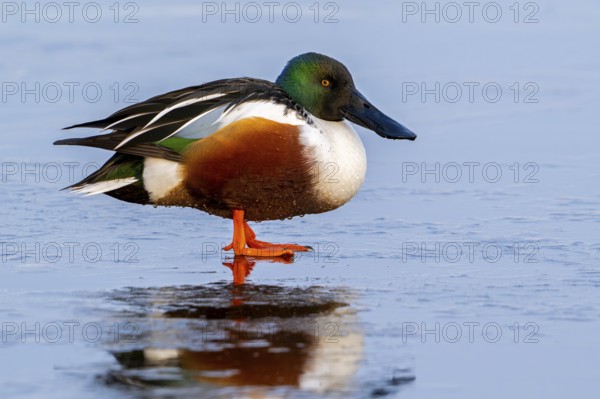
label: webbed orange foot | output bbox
[243,222,312,252]
[223,209,308,257]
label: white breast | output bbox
[300,118,367,209]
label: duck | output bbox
[55,52,416,257]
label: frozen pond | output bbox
[2,0,600,397]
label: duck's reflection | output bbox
[222,255,292,285]
[103,258,364,397]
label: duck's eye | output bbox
[321,79,331,87]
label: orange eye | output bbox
[321,79,331,87]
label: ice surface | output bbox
[1,1,600,397]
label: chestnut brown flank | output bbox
[159,117,326,221]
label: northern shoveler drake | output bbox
[55,52,416,257]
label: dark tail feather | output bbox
[54,132,129,150]
[63,120,112,130]
[67,153,140,188]
[54,134,183,162]
[66,153,150,204]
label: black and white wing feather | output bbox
[55,78,307,160]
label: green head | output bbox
[276,52,416,140]
[276,52,354,121]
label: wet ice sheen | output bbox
[2,0,600,398]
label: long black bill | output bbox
[342,90,416,140]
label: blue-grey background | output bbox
[1,1,599,398]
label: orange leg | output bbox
[223,209,311,257]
